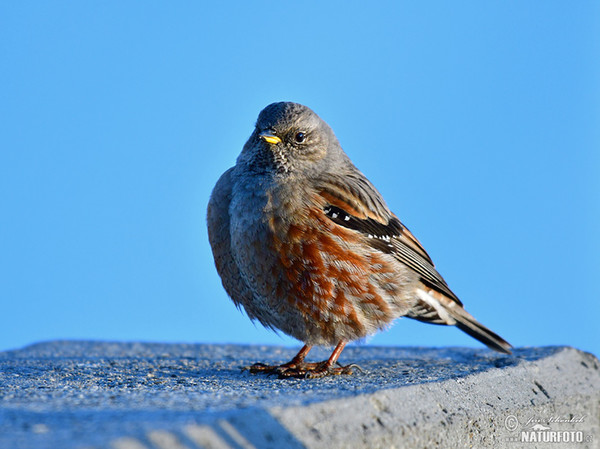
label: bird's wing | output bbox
[315,170,463,306]
[315,169,513,354]
[207,167,257,313]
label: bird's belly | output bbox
[228,180,308,335]
[229,181,417,344]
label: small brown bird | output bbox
[207,102,512,378]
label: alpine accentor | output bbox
[207,102,511,378]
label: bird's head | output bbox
[238,102,344,177]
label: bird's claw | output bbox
[242,361,361,379]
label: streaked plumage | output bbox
[207,102,511,378]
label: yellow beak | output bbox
[259,131,282,145]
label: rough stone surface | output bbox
[0,341,598,449]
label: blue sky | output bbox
[1,2,598,358]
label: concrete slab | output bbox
[0,341,598,448]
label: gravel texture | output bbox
[0,341,598,449]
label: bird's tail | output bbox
[452,308,512,354]
[409,288,513,354]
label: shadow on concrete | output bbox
[1,408,306,449]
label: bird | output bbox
[207,101,512,378]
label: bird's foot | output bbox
[243,361,360,379]
[298,361,360,379]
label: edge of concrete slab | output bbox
[112,346,599,449]
[267,346,599,449]
[1,344,598,449]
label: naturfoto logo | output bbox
[503,414,593,445]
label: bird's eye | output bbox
[294,132,306,143]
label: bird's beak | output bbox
[259,131,282,145]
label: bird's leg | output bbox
[244,344,312,374]
[301,341,358,378]
[244,342,359,378]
